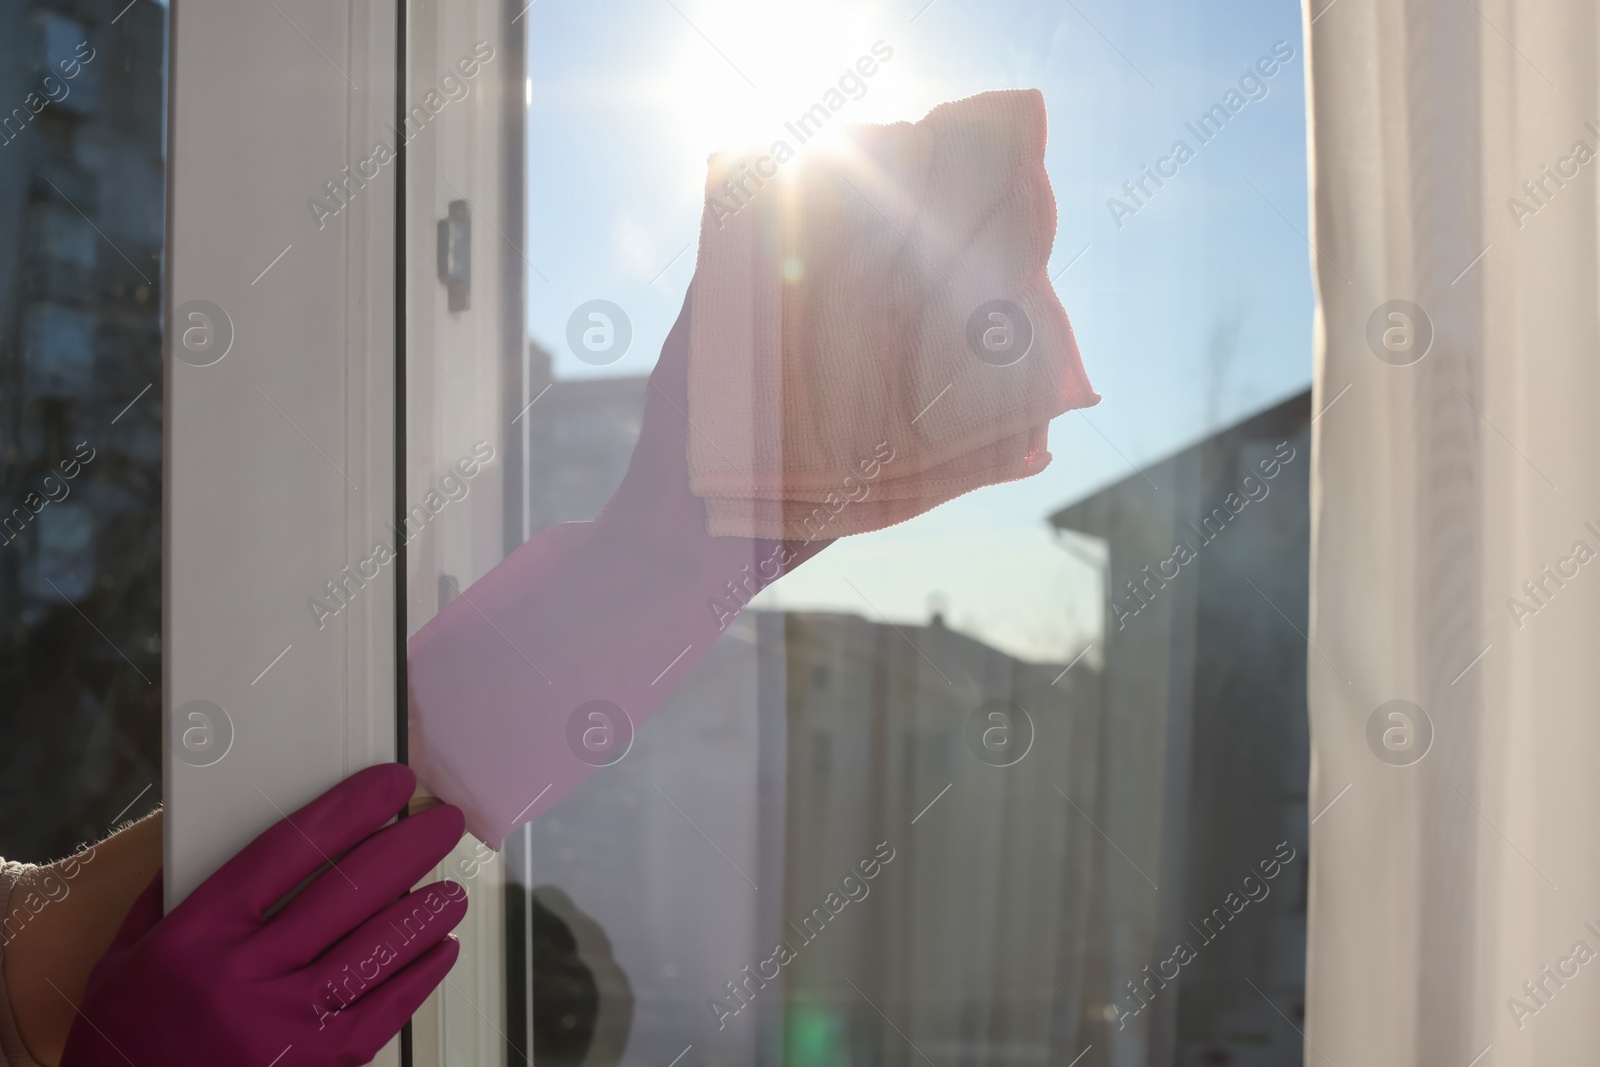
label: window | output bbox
[0,0,164,865]
[136,1,1318,1063]
[403,1,1314,1064]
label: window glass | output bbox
[407,1,1313,1064]
[0,0,165,860]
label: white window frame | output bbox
[165,0,521,1063]
[165,0,400,909]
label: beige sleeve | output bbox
[0,862,44,1067]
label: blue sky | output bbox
[522,0,1312,663]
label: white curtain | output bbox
[1307,0,1600,1064]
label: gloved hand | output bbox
[407,286,829,847]
[60,764,467,1067]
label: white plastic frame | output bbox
[165,0,400,907]
[164,2,403,1064]
[165,0,520,1063]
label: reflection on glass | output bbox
[0,0,165,858]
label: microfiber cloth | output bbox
[687,88,1099,539]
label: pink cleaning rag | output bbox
[687,88,1098,540]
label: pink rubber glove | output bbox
[408,288,828,847]
[60,765,467,1067]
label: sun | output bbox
[656,0,910,160]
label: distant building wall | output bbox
[520,341,646,531]
[1052,390,1311,1067]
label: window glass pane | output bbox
[407,1,1313,1064]
[0,0,165,860]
